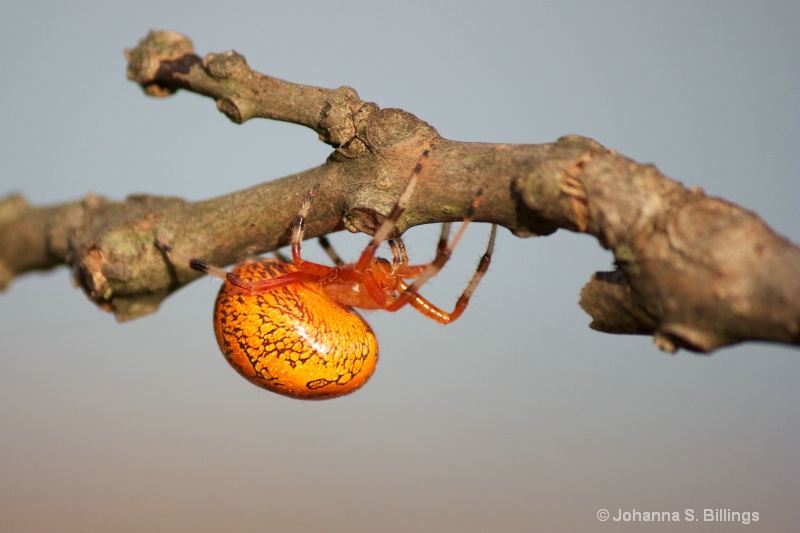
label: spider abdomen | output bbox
[213,259,379,399]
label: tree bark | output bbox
[1,30,798,353]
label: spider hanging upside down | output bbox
[156,150,497,400]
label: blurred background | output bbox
[1,2,797,532]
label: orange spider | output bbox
[156,150,497,400]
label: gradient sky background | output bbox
[1,2,798,532]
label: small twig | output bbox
[1,30,798,353]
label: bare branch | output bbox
[1,30,798,353]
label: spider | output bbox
[156,150,497,400]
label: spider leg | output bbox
[396,221,453,278]
[437,221,452,257]
[386,187,497,323]
[444,223,497,321]
[391,223,496,323]
[354,149,430,272]
[154,240,317,293]
[154,240,233,282]
[319,220,408,275]
[388,237,409,275]
[290,184,318,267]
[155,182,338,294]
[318,235,344,266]
[289,184,338,278]
[398,282,452,323]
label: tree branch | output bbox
[1,30,798,353]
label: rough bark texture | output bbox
[1,30,798,353]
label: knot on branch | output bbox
[125,30,196,97]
